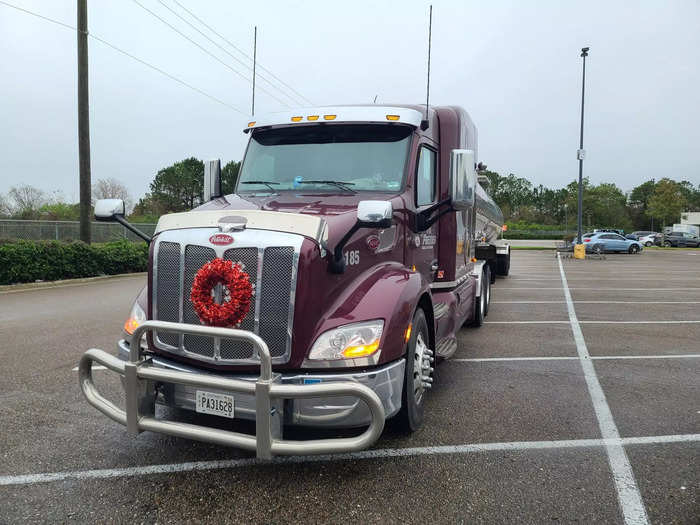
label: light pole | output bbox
[564,203,568,233]
[576,46,589,245]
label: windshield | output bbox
[237,124,412,192]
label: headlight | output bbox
[307,320,384,361]
[124,300,146,336]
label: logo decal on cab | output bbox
[209,233,234,246]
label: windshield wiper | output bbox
[297,180,356,193]
[240,181,280,192]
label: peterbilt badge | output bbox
[209,233,234,246]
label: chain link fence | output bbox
[0,219,156,243]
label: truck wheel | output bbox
[497,253,510,276]
[395,308,432,433]
[472,266,490,326]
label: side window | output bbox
[416,146,436,206]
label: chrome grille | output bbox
[152,229,299,365]
[155,242,180,348]
[220,247,258,360]
[259,247,294,357]
[183,245,216,358]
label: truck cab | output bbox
[82,105,509,457]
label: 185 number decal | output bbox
[344,250,360,266]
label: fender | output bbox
[313,261,432,365]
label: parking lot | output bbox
[1,249,698,523]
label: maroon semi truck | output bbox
[81,105,509,458]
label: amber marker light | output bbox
[404,324,412,343]
[323,114,337,120]
[291,116,303,122]
[124,316,141,335]
[342,340,380,359]
[386,114,400,121]
[247,121,256,127]
[470,257,478,262]
[307,115,319,121]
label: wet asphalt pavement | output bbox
[0,250,698,524]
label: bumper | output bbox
[116,340,404,428]
[80,320,389,458]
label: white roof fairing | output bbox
[244,106,423,131]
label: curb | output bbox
[0,272,147,293]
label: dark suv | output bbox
[663,232,700,247]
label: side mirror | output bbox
[94,198,151,244]
[449,149,476,210]
[357,200,393,229]
[203,159,222,202]
[94,199,125,221]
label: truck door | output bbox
[410,144,440,281]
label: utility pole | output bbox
[576,46,589,245]
[77,0,91,243]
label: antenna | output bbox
[421,5,432,131]
[251,26,257,115]
[373,94,378,103]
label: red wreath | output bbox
[190,258,253,327]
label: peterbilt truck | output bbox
[81,105,509,458]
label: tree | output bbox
[38,202,81,221]
[677,181,700,211]
[92,178,133,212]
[0,193,12,217]
[8,185,47,219]
[647,178,687,228]
[221,160,241,195]
[149,157,204,213]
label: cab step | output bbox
[435,336,457,359]
[433,302,449,320]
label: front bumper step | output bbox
[79,320,385,459]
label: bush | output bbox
[0,240,148,285]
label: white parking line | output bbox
[496,287,700,290]
[492,301,700,304]
[485,321,700,324]
[558,254,649,525]
[1,433,697,487]
[453,355,700,362]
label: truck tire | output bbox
[472,266,490,326]
[395,308,431,433]
[497,252,510,276]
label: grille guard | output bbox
[79,320,386,459]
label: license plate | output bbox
[195,390,234,419]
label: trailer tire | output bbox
[497,253,510,276]
[394,308,431,433]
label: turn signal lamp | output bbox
[124,300,146,335]
[124,317,141,335]
[291,116,303,122]
[307,115,319,121]
[386,114,400,121]
[404,323,412,343]
[323,114,337,120]
[342,340,380,358]
[470,257,478,262]
[247,121,256,127]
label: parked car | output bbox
[663,232,700,248]
[594,228,625,236]
[637,232,661,247]
[583,232,643,254]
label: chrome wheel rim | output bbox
[413,333,431,405]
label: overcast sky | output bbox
[1,0,699,202]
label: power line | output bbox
[0,0,245,113]
[156,0,303,107]
[130,0,291,108]
[171,0,314,106]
